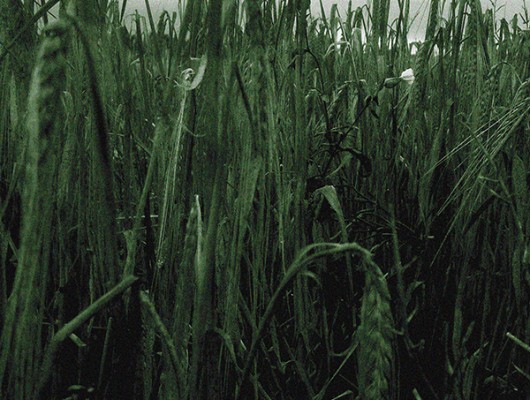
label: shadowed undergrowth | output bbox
[0,0,528,399]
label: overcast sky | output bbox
[122,0,524,40]
[123,0,523,18]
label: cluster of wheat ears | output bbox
[0,0,528,399]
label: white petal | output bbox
[400,68,414,79]
[400,68,415,84]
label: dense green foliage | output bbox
[0,0,528,399]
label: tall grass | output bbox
[0,0,528,399]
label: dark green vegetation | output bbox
[0,0,528,399]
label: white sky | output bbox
[121,0,525,40]
[123,0,523,18]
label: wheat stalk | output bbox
[0,21,69,399]
[357,259,394,400]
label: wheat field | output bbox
[0,0,528,399]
